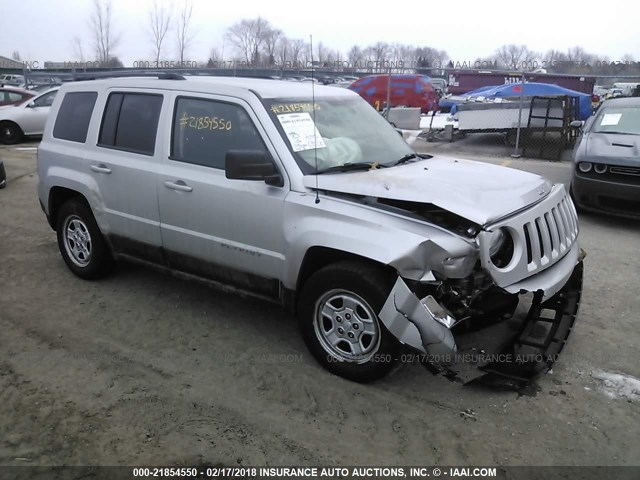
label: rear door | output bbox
[87,89,166,260]
[157,94,288,293]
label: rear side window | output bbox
[98,92,163,155]
[53,92,98,143]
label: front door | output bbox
[157,94,288,294]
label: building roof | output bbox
[0,55,25,69]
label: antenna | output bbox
[310,34,320,204]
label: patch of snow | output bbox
[592,369,640,401]
[420,113,458,130]
[399,129,422,145]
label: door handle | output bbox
[164,180,193,192]
[90,164,112,174]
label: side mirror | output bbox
[26,102,36,108]
[225,150,283,187]
[570,120,584,129]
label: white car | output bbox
[0,74,25,86]
[0,88,58,144]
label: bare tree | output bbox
[399,45,418,70]
[11,51,21,61]
[415,46,448,68]
[209,47,223,62]
[276,36,290,67]
[301,42,313,66]
[289,38,305,66]
[176,0,195,65]
[263,29,282,66]
[362,42,389,72]
[316,41,328,65]
[71,36,86,62]
[207,47,223,67]
[495,44,537,70]
[566,46,594,66]
[347,45,364,68]
[148,0,171,64]
[91,0,119,65]
[226,17,272,65]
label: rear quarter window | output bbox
[53,92,98,143]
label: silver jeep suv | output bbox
[38,74,584,383]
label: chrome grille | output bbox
[522,194,578,272]
[480,185,579,288]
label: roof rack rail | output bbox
[71,71,186,81]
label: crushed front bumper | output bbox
[379,249,585,382]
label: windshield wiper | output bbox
[316,162,382,174]
[391,153,428,166]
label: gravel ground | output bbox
[0,147,639,469]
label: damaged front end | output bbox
[379,185,585,383]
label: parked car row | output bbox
[0,87,58,144]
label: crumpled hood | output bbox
[584,133,640,166]
[303,156,553,225]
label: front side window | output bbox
[263,96,414,174]
[171,97,268,169]
[592,105,640,136]
[53,92,98,143]
[98,92,163,155]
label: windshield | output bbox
[592,105,640,135]
[263,96,415,174]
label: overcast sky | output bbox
[1,0,639,66]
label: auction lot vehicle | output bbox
[349,74,439,113]
[0,87,58,144]
[0,86,35,107]
[570,97,640,217]
[38,74,584,383]
[0,74,26,86]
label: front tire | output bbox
[56,199,114,279]
[298,261,400,383]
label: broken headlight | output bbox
[487,227,514,269]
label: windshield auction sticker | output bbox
[277,113,326,152]
[601,113,622,126]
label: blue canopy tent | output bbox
[444,82,593,120]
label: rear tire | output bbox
[298,261,400,383]
[56,199,114,279]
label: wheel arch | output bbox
[293,246,397,307]
[48,187,90,230]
